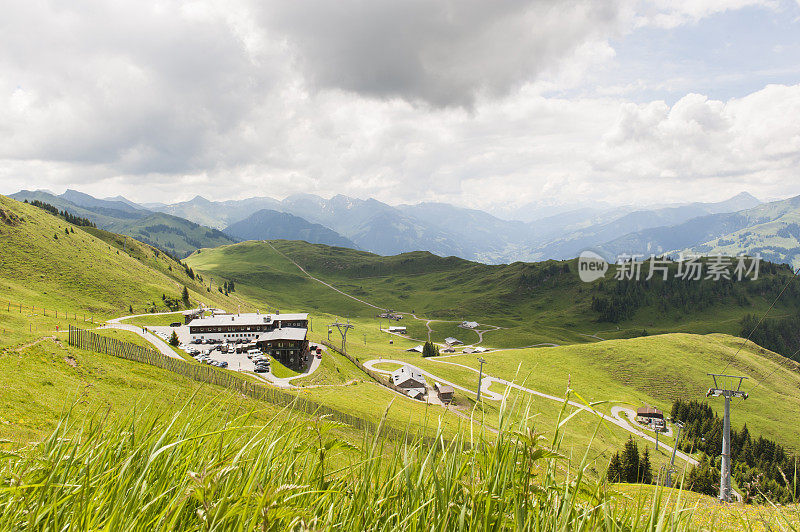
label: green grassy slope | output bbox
[186,240,800,350]
[0,335,370,448]
[186,240,800,454]
[360,331,800,450]
[0,195,493,445]
[107,211,236,259]
[0,194,245,319]
[10,190,237,258]
[308,309,800,452]
[682,215,800,268]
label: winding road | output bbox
[251,246,713,474]
[103,311,185,360]
[364,358,699,467]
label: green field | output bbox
[4,192,800,525]
[186,240,800,351]
[186,241,800,453]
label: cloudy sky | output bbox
[2,0,800,214]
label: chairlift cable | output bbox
[719,264,800,376]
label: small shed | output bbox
[406,345,424,353]
[435,382,454,404]
[461,321,479,329]
[444,337,463,345]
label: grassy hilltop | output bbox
[3,194,800,527]
[186,239,800,349]
[186,239,800,451]
[0,194,244,320]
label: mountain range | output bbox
[9,189,235,258]
[11,187,800,267]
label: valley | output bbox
[3,192,800,527]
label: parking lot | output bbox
[147,325,255,370]
[146,325,323,375]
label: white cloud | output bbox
[635,0,777,28]
[592,84,800,202]
[1,0,799,211]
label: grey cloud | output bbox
[261,0,625,107]
[1,0,284,173]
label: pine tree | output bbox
[622,437,640,483]
[422,341,440,357]
[169,331,180,347]
[607,452,623,482]
[181,286,190,307]
[640,446,653,484]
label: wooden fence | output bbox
[67,326,436,445]
[1,298,95,322]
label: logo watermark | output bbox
[578,250,609,282]
[577,252,761,283]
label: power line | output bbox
[743,345,800,398]
[719,265,800,376]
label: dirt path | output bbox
[101,323,183,360]
[11,336,55,352]
[266,241,386,311]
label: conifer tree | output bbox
[622,437,640,483]
[640,446,653,484]
[607,452,622,482]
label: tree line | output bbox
[24,199,96,227]
[739,313,800,361]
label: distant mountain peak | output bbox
[730,191,760,202]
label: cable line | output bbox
[719,264,800,376]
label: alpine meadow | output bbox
[4,1,800,530]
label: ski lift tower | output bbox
[329,318,354,353]
[706,373,748,503]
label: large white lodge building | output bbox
[188,311,310,368]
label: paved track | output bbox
[365,358,699,467]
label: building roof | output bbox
[188,312,308,328]
[406,389,425,400]
[636,406,663,417]
[461,321,479,328]
[444,337,462,345]
[435,382,454,394]
[391,365,426,387]
[257,327,308,342]
[406,345,424,353]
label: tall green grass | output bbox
[0,393,792,530]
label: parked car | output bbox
[169,322,181,327]
[219,361,228,368]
